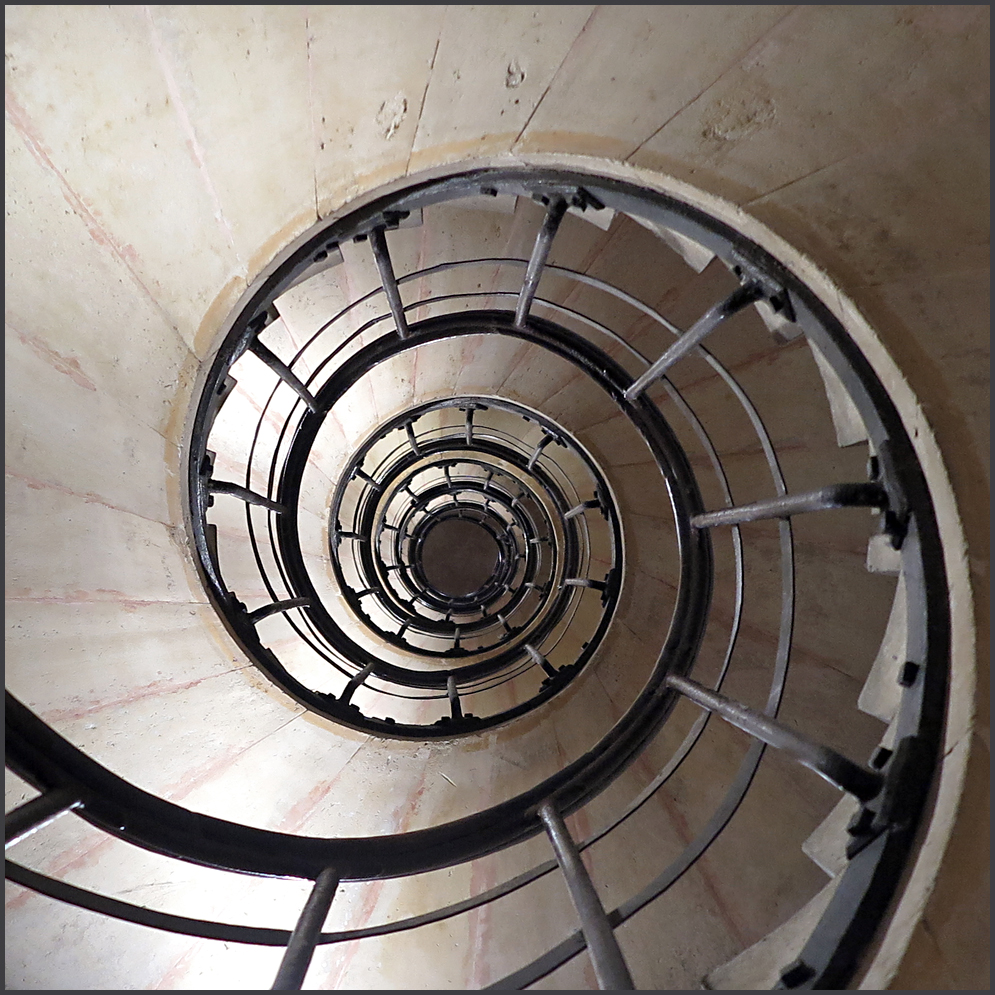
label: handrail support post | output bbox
[539,801,635,990]
[271,867,340,990]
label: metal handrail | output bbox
[7,166,947,991]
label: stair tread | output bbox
[808,339,868,448]
[866,533,902,574]
[858,572,906,722]
[703,877,842,990]
[802,794,861,877]
[627,214,715,272]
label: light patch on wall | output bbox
[376,93,408,140]
[505,59,526,89]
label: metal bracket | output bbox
[729,250,795,322]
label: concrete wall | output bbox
[5,6,988,989]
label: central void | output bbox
[419,518,501,597]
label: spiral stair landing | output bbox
[5,8,988,992]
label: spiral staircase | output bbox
[5,8,988,991]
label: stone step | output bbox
[802,794,861,878]
[858,571,907,723]
[703,877,842,990]
[808,339,869,448]
[866,532,902,575]
[627,213,715,272]
[568,202,615,231]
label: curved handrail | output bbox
[8,166,948,992]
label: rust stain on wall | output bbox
[13,327,97,392]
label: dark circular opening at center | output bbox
[419,518,501,598]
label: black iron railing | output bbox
[6,167,948,990]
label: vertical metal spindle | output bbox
[515,196,568,327]
[526,433,555,470]
[539,801,634,990]
[447,674,463,719]
[245,597,311,625]
[270,867,340,990]
[369,226,410,339]
[248,339,319,412]
[666,675,884,800]
[404,420,422,455]
[525,643,557,678]
[353,467,382,491]
[206,479,287,514]
[690,482,888,529]
[623,283,764,401]
[339,661,376,705]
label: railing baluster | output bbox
[339,661,376,705]
[538,801,635,991]
[248,339,319,412]
[353,467,382,491]
[270,867,340,990]
[527,433,556,470]
[207,479,287,514]
[404,420,422,456]
[369,226,410,339]
[246,598,311,625]
[526,643,557,678]
[5,789,80,848]
[562,577,607,591]
[334,530,369,544]
[515,197,568,327]
[623,283,764,401]
[447,675,463,719]
[692,482,888,529]
[564,498,601,521]
[353,587,383,599]
[667,675,883,801]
